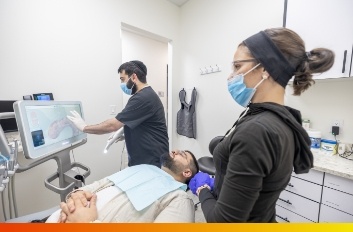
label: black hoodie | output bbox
[198,102,313,222]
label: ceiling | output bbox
[166,0,189,7]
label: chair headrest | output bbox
[209,136,223,156]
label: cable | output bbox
[1,191,7,221]
[71,149,84,187]
[11,175,18,217]
[334,135,339,155]
[339,144,353,161]
[120,142,126,171]
[7,180,12,219]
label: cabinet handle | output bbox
[279,198,292,205]
[349,45,353,77]
[276,214,290,223]
[342,50,347,73]
[287,183,294,187]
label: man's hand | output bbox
[67,110,87,132]
[58,190,93,223]
[59,192,98,223]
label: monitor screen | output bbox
[0,100,18,133]
[14,101,87,159]
[33,93,54,101]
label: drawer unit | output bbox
[321,186,353,215]
[276,205,313,223]
[292,169,324,185]
[285,176,322,202]
[277,190,320,222]
[319,204,353,222]
[324,173,353,195]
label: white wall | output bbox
[0,0,179,220]
[285,78,353,143]
[173,0,285,158]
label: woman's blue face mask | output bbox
[227,63,265,108]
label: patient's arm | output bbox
[65,178,113,210]
[59,178,114,222]
[60,192,98,223]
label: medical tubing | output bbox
[11,175,18,217]
[120,142,126,171]
[1,191,7,221]
[7,181,13,219]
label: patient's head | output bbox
[160,150,199,184]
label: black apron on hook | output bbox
[177,88,197,139]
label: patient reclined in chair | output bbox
[35,150,199,223]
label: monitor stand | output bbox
[44,149,90,202]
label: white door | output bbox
[121,28,168,120]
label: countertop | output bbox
[312,150,353,180]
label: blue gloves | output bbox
[188,172,214,195]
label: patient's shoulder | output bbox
[160,188,193,203]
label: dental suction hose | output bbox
[103,127,124,153]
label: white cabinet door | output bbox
[286,0,353,79]
[277,190,320,222]
[319,204,353,222]
[291,169,324,185]
[324,173,353,195]
[285,176,322,202]
[276,205,314,223]
[322,187,353,215]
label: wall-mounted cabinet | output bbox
[285,0,353,79]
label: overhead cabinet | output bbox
[285,0,353,79]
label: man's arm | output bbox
[83,118,124,134]
[58,178,114,222]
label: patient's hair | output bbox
[185,150,199,185]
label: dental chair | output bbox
[197,136,223,176]
[194,136,223,210]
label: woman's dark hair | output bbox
[263,28,335,95]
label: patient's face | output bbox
[160,150,192,175]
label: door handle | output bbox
[276,214,290,223]
[342,50,347,73]
[279,198,292,205]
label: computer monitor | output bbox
[13,101,86,159]
[0,100,18,133]
[33,93,54,101]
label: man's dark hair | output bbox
[118,60,147,83]
[185,150,199,186]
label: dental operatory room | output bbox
[1,0,353,224]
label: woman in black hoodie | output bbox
[191,27,334,222]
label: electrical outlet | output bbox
[332,119,344,127]
[109,105,116,115]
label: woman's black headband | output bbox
[243,31,295,88]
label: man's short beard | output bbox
[126,78,137,94]
[160,152,180,174]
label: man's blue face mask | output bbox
[227,63,266,108]
[120,77,135,95]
